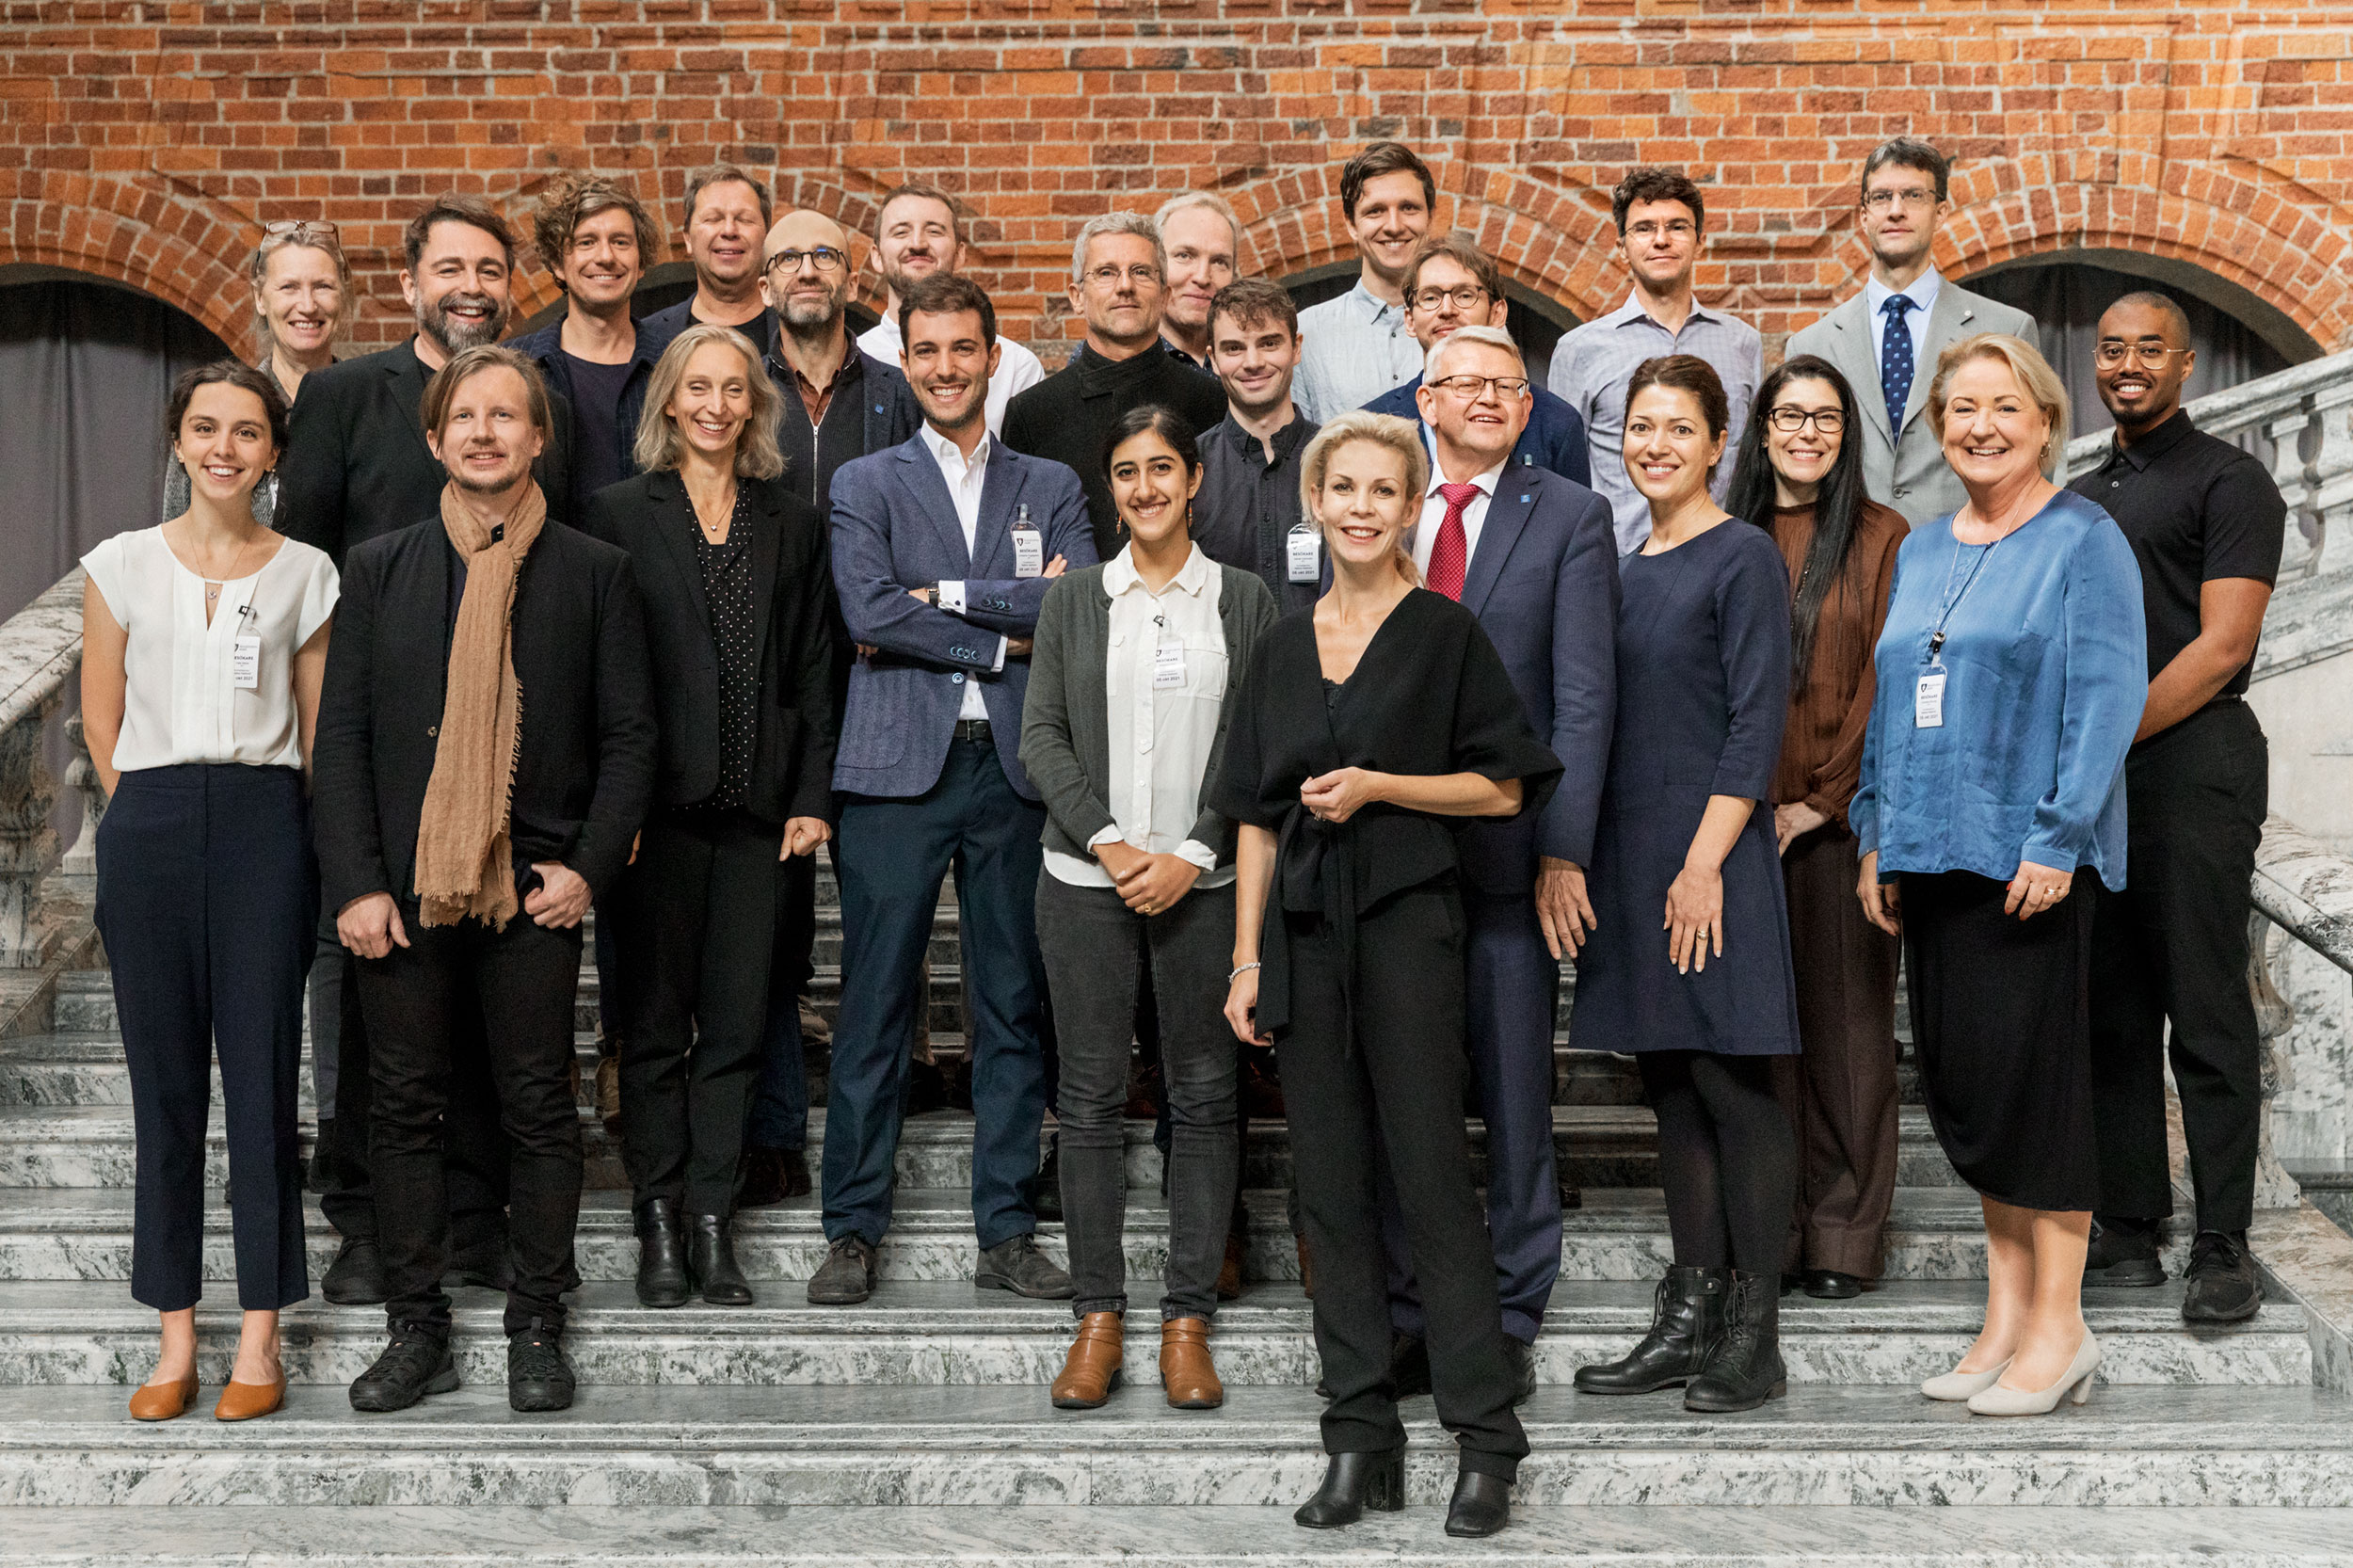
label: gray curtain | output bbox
[0,280,231,621]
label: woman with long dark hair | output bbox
[1723,356,1909,1301]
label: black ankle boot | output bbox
[1292,1448,1405,1528]
[687,1212,755,1305]
[1574,1265,1726,1394]
[1445,1465,1512,1537]
[1685,1268,1786,1413]
[634,1198,690,1308]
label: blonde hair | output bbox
[1927,332,2071,481]
[633,324,785,480]
[248,225,351,355]
[1298,411,1429,587]
[1152,190,1240,255]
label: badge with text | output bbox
[1153,639,1186,689]
[1011,503,1043,578]
[1287,524,1321,584]
[1914,668,1946,728]
[232,635,262,691]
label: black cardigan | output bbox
[584,470,847,824]
[312,516,657,916]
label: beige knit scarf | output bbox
[412,480,547,928]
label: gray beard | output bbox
[418,294,504,356]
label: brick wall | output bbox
[6,2,2352,365]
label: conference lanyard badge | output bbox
[1011,503,1043,579]
[1287,521,1321,584]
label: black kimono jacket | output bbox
[1209,588,1563,1037]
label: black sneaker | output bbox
[321,1237,390,1306]
[2182,1230,2264,1323]
[2083,1218,2166,1288]
[349,1325,457,1412]
[507,1320,576,1413]
[807,1235,878,1305]
[973,1234,1074,1299]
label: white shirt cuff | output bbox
[936,580,966,614]
[1086,825,1127,851]
[1174,840,1220,873]
[989,635,1007,672]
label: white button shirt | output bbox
[1410,458,1507,579]
[920,424,1003,720]
[1043,543,1233,890]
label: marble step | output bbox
[0,1099,1969,1193]
[0,1384,2345,1510]
[0,1183,2034,1286]
[0,1278,2306,1389]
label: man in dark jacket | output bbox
[317,346,655,1417]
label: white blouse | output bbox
[82,526,339,773]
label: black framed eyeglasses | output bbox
[1768,406,1846,435]
[766,246,848,276]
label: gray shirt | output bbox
[1292,280,1424,424]
[1547,293,1763,553]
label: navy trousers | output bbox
[1384,887,1561,1344]
[97,764,316,1313]
[825,734,1048,1250]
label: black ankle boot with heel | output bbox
[1574,1264,1727,1394]
[1292,1448,1405,1528]
[633,1198,690,1308]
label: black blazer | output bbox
[312,517,657,917]
[584,470,846,824]
[278,338,577,566]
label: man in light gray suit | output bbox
[1787,138,2039,526]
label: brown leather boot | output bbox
[1160,1318,1224,1410]
[1050,1312,1124,1409]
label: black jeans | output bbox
[2089,700,2268,1236]
[359,912,584,1336]
[612,808,781,1218]
[1036,872,1237,1322]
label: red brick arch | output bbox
[0,173,258,356]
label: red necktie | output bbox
[1426,482,1480,600]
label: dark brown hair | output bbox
[1340,141,1435,220]
[1610,167,1706,235]
[1206,277,1299,341]
[1625,354,1730,442]
[402,193,515,273]
[533,173,660,287]
[1100,402,1202,488]
[1861,137,1949,204]
[420,344,553,440]
[1401,232,1502,306]
[167,359,290,454]
[897,272,997,348]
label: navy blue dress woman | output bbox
[1570,356,1800,1414]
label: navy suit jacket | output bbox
[1448,465,1620,894]
[1364,376,1591,488]
[829,435,1098,800]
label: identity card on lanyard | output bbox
[1918,537,1998,730]
[1011,503,1044,579]
[1287,521,1321,584]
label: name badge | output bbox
[1914,668,1946,728]
[232,635,262,691]
[1011,526,1044,579]
[1287,526,1321,584]
[1153,641,1186,690]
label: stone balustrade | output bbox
[2253,813,2353,1176]
[0,568,89,973]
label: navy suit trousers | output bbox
[825,734,1048,1250]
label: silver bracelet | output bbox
[1228,961,1261,981]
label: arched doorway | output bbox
[0,266,232,620]
[1282,263,1582,390]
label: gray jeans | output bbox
[1036,871,1238,1321]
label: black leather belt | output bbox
[952,718,993,744]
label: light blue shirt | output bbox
[1863,267,1942,382]
[1850,489,2147,891]
[1292,280,1423,424]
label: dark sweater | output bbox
[1001,342,1227,557]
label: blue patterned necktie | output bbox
[1880,294,1917,438]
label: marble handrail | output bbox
[2252,813,2353,977]
[0,569,85,968]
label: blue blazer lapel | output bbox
[971,442,1026,579]
[891,438,972,572]
[1461,477,1535,617]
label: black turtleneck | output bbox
[1000,340,1227,556]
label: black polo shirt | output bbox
[1195,409,1321,617]
[2066,408,2285,702]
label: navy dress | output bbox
[1576,520,1800,1057]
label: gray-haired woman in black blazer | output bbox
[1019,404,1278,1414]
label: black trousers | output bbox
[97,765,315,1313]
[2089,700,2268,1236]
[612,808,780,1218]
[359,912,584,1336]
[1278,882,1527,1480]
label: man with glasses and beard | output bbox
[277,193,578,1310]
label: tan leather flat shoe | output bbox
[215,1371,286,1422]
[1050,1311,1124,1409]
[127,1373,199,1422]
[1160,1317,1224,1410]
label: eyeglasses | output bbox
[2093,341,2192,370]
[1429,374,1531,400]
[766,246,847,275]
[1084,263,1161,288]
[263,219,341,246]
[1768,406,1847,435]
[1625,219,1696,242]
[1862,188,1940,213]
[1409,284,1490,312]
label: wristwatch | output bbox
[917,582,938,606]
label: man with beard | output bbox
[638,164,777,363]
[856,183,1044,436]
[278,193,576,1308]
[1152,191,1240,370]
[320,344,653,1414]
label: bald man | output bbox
[756,209,923,510]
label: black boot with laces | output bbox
[507,1318,576,1413]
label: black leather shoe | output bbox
[1575,1265,1726,1394]
[1801,1269,1865,1300]
[974,1234,1075,1299]
[506,1319,576,1413]
[1685,1268,1786,1413]
[1502,1336,1537,1406]
[807,1235,877,1305]
[687,1212,755,1305]
[2182,1230,2264,1322]
[2084,1217,2166,1287]
[321,1237,390,1306]
[348,1325,456,1412]
[1388,1333,1432,1398]
[634,1198,691,1308]
[738,1146,811,1208]
[1445,1466,1513,1538]
[1292,1448,1405,1529]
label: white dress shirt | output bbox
[1410,458,1507,579]
[1863,266,1943,375]
[920,424,1005,719]
[1043,543,1233,890]
[859,316,1045,437]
